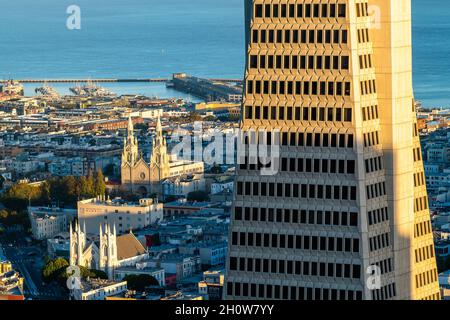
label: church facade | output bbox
[69,221,148,280]
[121,116,204,197]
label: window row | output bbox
[414,171,426,188]
[366,181,387,200]
[368,207,389,226]
[363,131,380,148]
[281,158,355,175]
[254,3,347,19]
[236,181,358,201]
[365,156,384,174]
[362,104,379,121]
[249,54,350,71]
[241,157,356,175]
[226,282,362,300]
[241,131,355,149]
[360,79,377,95]
[422,293,441,301]
[369,232,391,252]
[415,244,435,264]
[415,268,438,289]
[356,2,370,18]
[413,147,422,162]
[229,257,361,279]
[413,123,419,137]
[359,54,373,70]
[372,258,394,275]
[231,232,360,254]
[251,28,348,45]
[414,220,432,238]
[234,207,359,227]
[371,283,397,301]
[357,28,370,44]
[246,79,352,96]
[244,105,353,123]
[414,196,429,213]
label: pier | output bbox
[0,78,242,84]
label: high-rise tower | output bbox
[225,0,440,300]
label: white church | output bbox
[69,221,148,279]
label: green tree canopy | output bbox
[42,257,69,283]
[187,191,210,202]
[94,170,106,196]
[42,258,108,286]
[1,182,44,211]
[1,173,107,211]
[123,274,160,291]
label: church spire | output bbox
[150,115,170,184]
[156,115,162,134]
[127,116,134,136]
[122,115,139,165]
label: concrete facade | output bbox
[225,0,440,300]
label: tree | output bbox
[0,209,30,229]
[123,274,160,291]
[42,257,69,283]
[94,170,106,196]
[42,258,108,286]
[187,191,210,202]
[39,181,51,204]
[88,269,108,279]
[1,182,43,211]
[79,176,92,199]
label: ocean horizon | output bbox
[0,0,448,107]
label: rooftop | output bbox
[116,233,147,260]
[79,197,157,208]
[81,278,126,292]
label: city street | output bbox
[1,237,67,300]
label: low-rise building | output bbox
[161,291,203,300]
[144,254,201,283]
[439,270,450,300]
[179,241,227,267]
[210,176,234,195]
[78,197,163,235]
[163,200,214,218]
[198,270,224,300]
[73,279,128,300]
[0,255,24,301]
[162,174,206,199]
[28,206,77,240]
[49,157,94,177]
[47,232,71,258]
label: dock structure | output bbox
[0,77,242,84]
[0,78,168,84]
[170,73,243,103]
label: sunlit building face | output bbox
[225,0,440,301]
